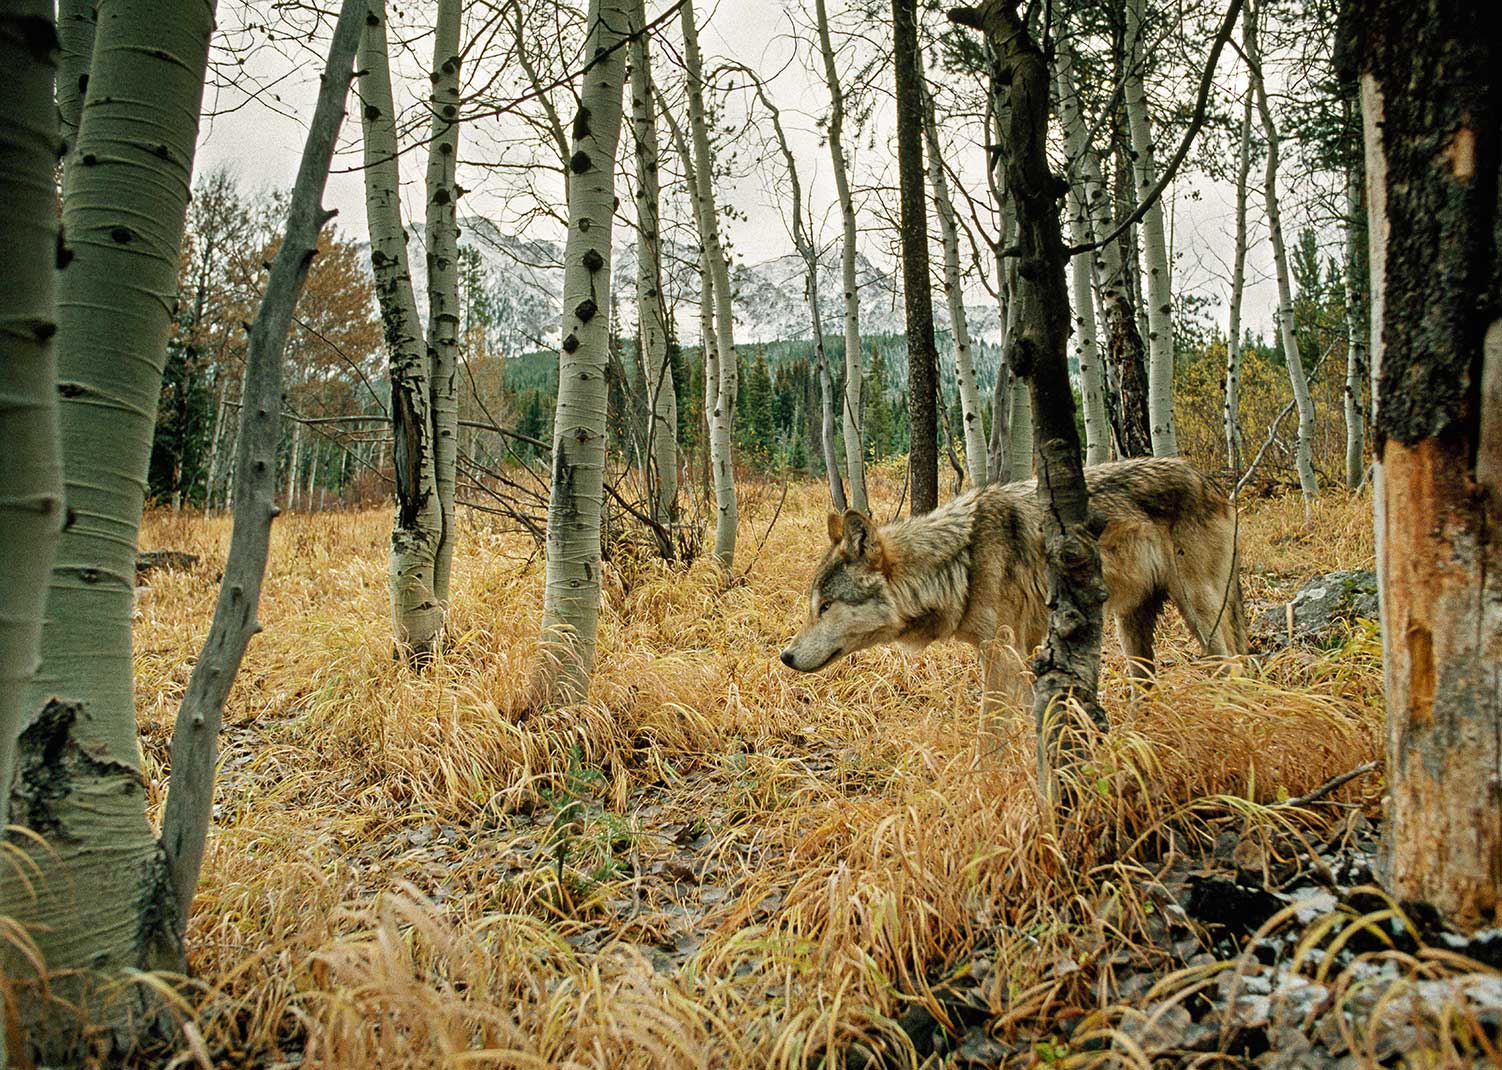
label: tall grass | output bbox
[116,483,1387,1066]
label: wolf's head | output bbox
[780,510,903,672]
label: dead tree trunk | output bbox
[1344,0,1502,930]
[952,0,1109,783]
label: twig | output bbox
[1276,760,1380,809]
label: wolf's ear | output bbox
[840,509,875,556]
[827,511,844,544]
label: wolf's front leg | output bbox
[978,639,1032,726]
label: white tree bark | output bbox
[1123,0,1179,456]
[425,0,461,602]
[748,72,847,509]
[1053,40,1109,465]
[919,77,988,484]
[630,13,678,530]
[1247,3,1317,504]
[0,0,67,834]
[814,0,868,512]
[4,0,216,1058]
[535,0,630,701]
[682,0,739,565]
[360,0,445,660]
[1226,83,1253,467]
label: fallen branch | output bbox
[1277,760,1380,809]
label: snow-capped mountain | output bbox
[408,216,1002,357]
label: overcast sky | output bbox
[195,0,1307,346]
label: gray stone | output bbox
[1256,570,1379,647]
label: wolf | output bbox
[779,457,1248,712]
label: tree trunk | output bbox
[752,74,847,509]
[0,0,67,834]
[814,0,868,513]
[894,0,939,513]
[55,0,95,181]
[1053,38,1109,466]
[157,0,363,934]
[1347,0,1501,930]
[535,0,630,702]
[1247,2,1318,505]
[682,0,738,566]
[1061,41,1151,459]
[2,0,216,1059]
[1341,109,1368,488]
[286,418,301,510]
[1008,376,1033,480]
[1123,0,1178,456]
[204,373,229,512]
[630,15,678,532]
[920,76,988,486]
[952,0,1108,782]
[425,0,461,603]
[360,0,444,662]
[985,91,1014,481]
[1226,82,1253,468]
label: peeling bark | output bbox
[1348,0,1502,929]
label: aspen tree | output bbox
[535,0,631,700]
[919,76,989,485]
[426,0,462,601]
[630,10,678,530]
[360,0,444,659]
[1246,1,1318,505]
[814,0,869,512]
[682,0,739,565]
[1123,0,1179,456]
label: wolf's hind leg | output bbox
[1118,592,1164,683]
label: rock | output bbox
[1117,1002,1194,1056]
[1256,570,1378,647]
[136,549,199,576]
[954,1028,1010,1066]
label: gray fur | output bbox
[781,457,1249,716]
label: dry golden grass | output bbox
[127,479,1389,1068]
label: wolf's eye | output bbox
[818,599,832,616]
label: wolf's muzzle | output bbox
[779,649,797,668]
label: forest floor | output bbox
[126,476,1493,1068]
